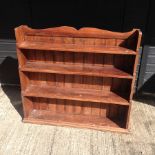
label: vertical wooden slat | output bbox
[104,54,114,66]
[94,53,104,66]
[64,75,74,114]
[100,104,109,117]
[48,98,57,113]
[91,103,101,116]
[64,52,74,114]
[106,39,116,46]
[36,50,46,111]
[28,49,36,62]
[82,53,94,115]
[33,97,40,110]
[39,98,48,110]
[32,97,37,110]
[91,77,102,116]
[108,104,118,119]
[103,78,112,95]
[73,75,83,114]
[55,74,65,113]
[55,51,65,113]
[73,52,83,115]
[92,52,104,116]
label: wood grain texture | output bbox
[23,85,130,105]
[15,25,142,132]
[17,42,136,55]
[20,59,133,78]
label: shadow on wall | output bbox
[0,56,19,84]
[135,74,155,106]
[0,57,23,117]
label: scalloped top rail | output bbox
[15,25,140,39]
[15,25,142,52]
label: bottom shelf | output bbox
[24,109,128,133]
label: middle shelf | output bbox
[20,62,133,79]
[23,85,129,106]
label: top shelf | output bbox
[17,41,136,55]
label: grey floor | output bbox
[0,85,155,155]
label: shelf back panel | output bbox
[24,72,131,100]
[23,50,135,75]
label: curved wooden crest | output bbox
[15,25,141,40]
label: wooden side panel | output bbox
[111,78,132,101]
[108,105,129,128]
[22,97,33,118]
[114,55,135,75]
[19,71,29,91]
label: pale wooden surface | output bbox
[0,86,155,155]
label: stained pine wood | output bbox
[15,25,142,132]
[17,41,136,55]
[24,109,127,132]
[23,85,129,105]
[20,62,133,79]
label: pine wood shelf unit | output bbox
[15,25,142,133]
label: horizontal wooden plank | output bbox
[23,109,128,133]
[23,85,129,106]
[20,62,133,79]
[17,41,136,55]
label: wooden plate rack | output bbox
[15,26,142,133]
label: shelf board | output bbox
[23,85,129,106]
[23,109,128,133]
[21,62,133,79]
[17,41,136,55]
